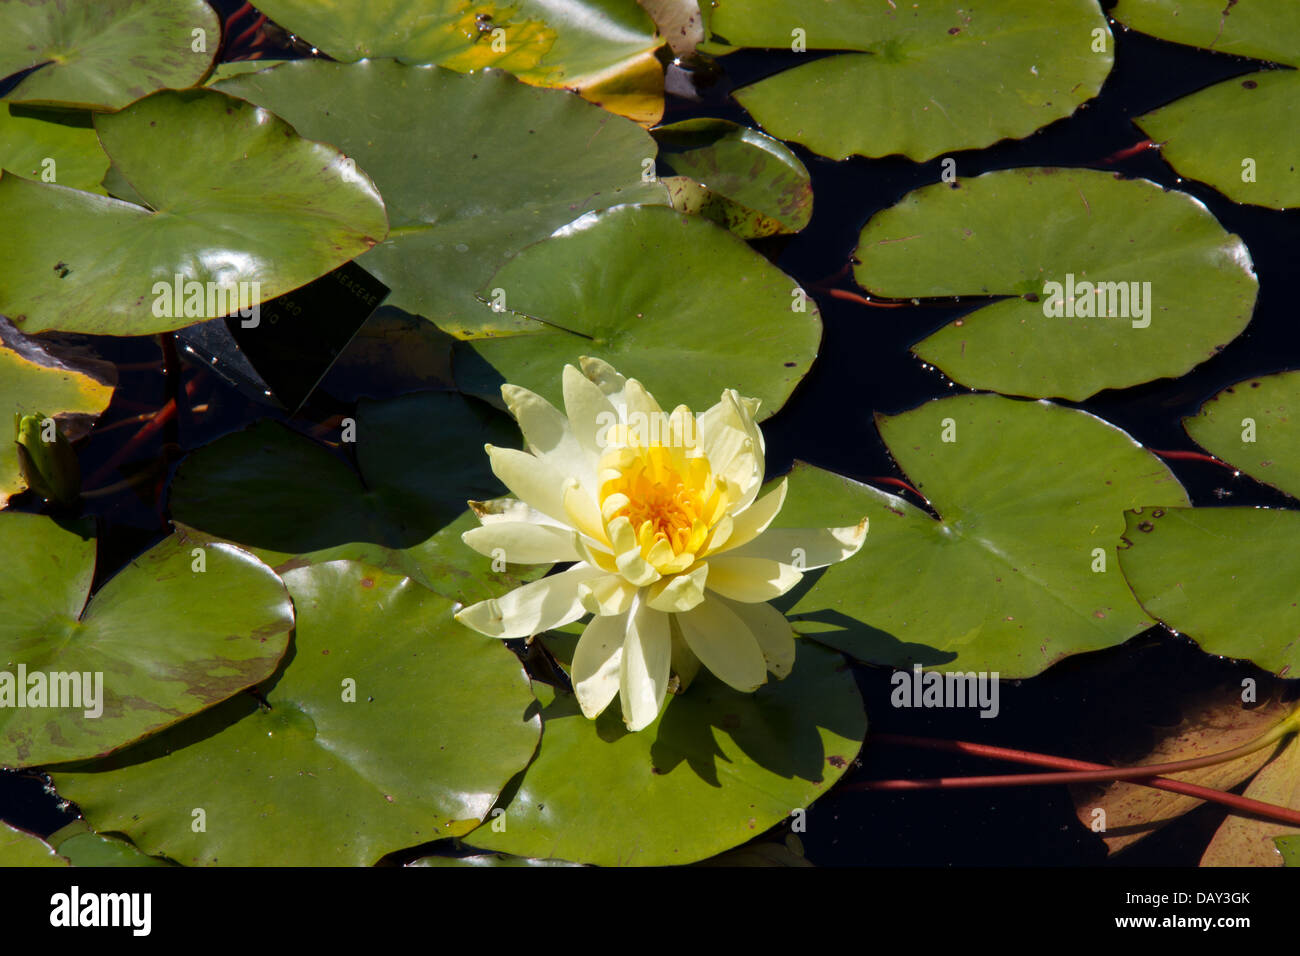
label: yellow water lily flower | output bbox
[454,358,868,731]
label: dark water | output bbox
[3,2,1297,865]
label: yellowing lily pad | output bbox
[0,88,388,336]
[711,0,1113,161]
[0,0,218,110]
[853,168,1258,400]
[250,0,665,123]
[0,335,113,501]
[0,514,294,768]
[53,560,542,866]
[771,395,1190,677]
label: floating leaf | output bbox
[769,396,1189,677]
[0,107,108,194]
[0,0,218,110]
[0,88,388,336]
[0,337,113,502]
[251,0,664,123]
[853,167,1258,400]
[1112,0,1300,209]
[1135,71,1300,210]
[169,392,542,604]
[1118,507,1300,677]
[0,514,294,768]
[457,203,820,418]
[1183,369,1300,500]
[1277,835,1300,866]
[53,560,542,866]
[710,0,1113,161]
[1111,0,1300,64]
[0,820,65,865]
[1202,733,1300,867]
[465,640,863,866]
[216,59,666,337]
[654,118,812,237]
[46,820,172,867]
[1071,687,1290,854]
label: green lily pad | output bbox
[0,0,218,110]
[215,59,666,337]
[1117,507,1300,677]
[710,0,1113,161]
[1183,370,1300,500]
[1113,0,1300,209]
[46,820,172,866]
[1278,835,1300,866]
[1,337,113,501]
[53,560,542,866]
[457,203,820,418]
[1135,71,1300,210]
[0,87,388,336]
[1112,0,1300,64]
[250,0,664,123]
[654,118,812,237]
[465,640,864,866]
[769,395,1189,677]
[0,820,66,865]
[169,392,542,604]
[0,106,108,194]
[0,514,294,768]
[853,167,1258,400]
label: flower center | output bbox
[601,443,727,566]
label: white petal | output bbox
[453,563,604,638]
[703,556,802,603]
[675,598,768,692]
[485,445,573,525]
[646,563,708,613]
[579,355,628,408]
[622,377,664,421]
[469,496,569,529]
[500,385,590,486]
[619,599,671,731]
[697,389,765,511]
[562,479,608,545]
[717,596,796,678]
[572,612,626,719]
[577,574,638,616]
[721,520,869,569]
[462,523,581,564]
[563,364,618,464]
[709,479,787,556]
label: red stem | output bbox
[848,732,1300,827]
[83,376,200,490]
[869,476,926,500]
[1149,448,1231,468]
